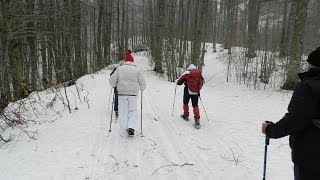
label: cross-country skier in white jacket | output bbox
[109,50,146,136]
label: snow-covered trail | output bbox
[0,48,294,180]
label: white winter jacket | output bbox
[109,61,146,96]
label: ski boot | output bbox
[127,128,135,136]
[180,114,189,121]
[194,119,201,129]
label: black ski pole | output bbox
[108,91,115,132]
[199,96,210,121]
[171,84,177,116]
[263,135,270,180]
[140,90,143,135]
[107,87,113,111]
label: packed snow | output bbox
[0,45,294,180]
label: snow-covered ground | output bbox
[0,46,294,180]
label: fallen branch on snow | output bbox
[197,145,212,151]
[220,148,244,165]
[152,162,193,175]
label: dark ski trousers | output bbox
[294,164,320,180]
[114,87,118,113]
[183,87,200,120]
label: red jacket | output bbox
[177,70,204,94]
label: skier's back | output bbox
[177,64,204,129]
[109,50,146,136]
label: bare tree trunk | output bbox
[281,1,297,58]
[311,0,320,49]
[1,0,12,104]
[121,0,126,52]
[72,1,83,76]
[96,0,104,67]
[148,0,156,64]
[153,0,165,73]
[191,0,201,66]
[104,0,113,64]
[282,0,310,90]
[82,4,89,73]
[279,0,289,57]
[47,1,54,84]
[167,0,177,81]
[27,0,38,91]
[124,0,129,50]
[217,2,223,43]
[0,1,3,107]
[116,0,123,60]
[212,1,218,52]
[38,0,48,89]
[225,0,236,54]
[178,0,190,68]
[260,2,271,84]
[246,0,261,58]
[62,2,72,81]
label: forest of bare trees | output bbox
[0,0,319,112]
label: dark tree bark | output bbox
[282,0,310,90]
[279,0,289,57]
[246,0,261,58]
[153,0,165,74]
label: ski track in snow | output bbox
[0,49,294,180]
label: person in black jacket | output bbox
[262,47,320,180]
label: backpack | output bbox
[187,69,204,93]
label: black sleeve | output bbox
[266,82,315,138]
[110,68,117,76]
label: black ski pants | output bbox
[294,164,320,180]
[114,87,118,112]
[183,86,198,107]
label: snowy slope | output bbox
[0,45,293,180]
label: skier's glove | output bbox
[263,121,274,136]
